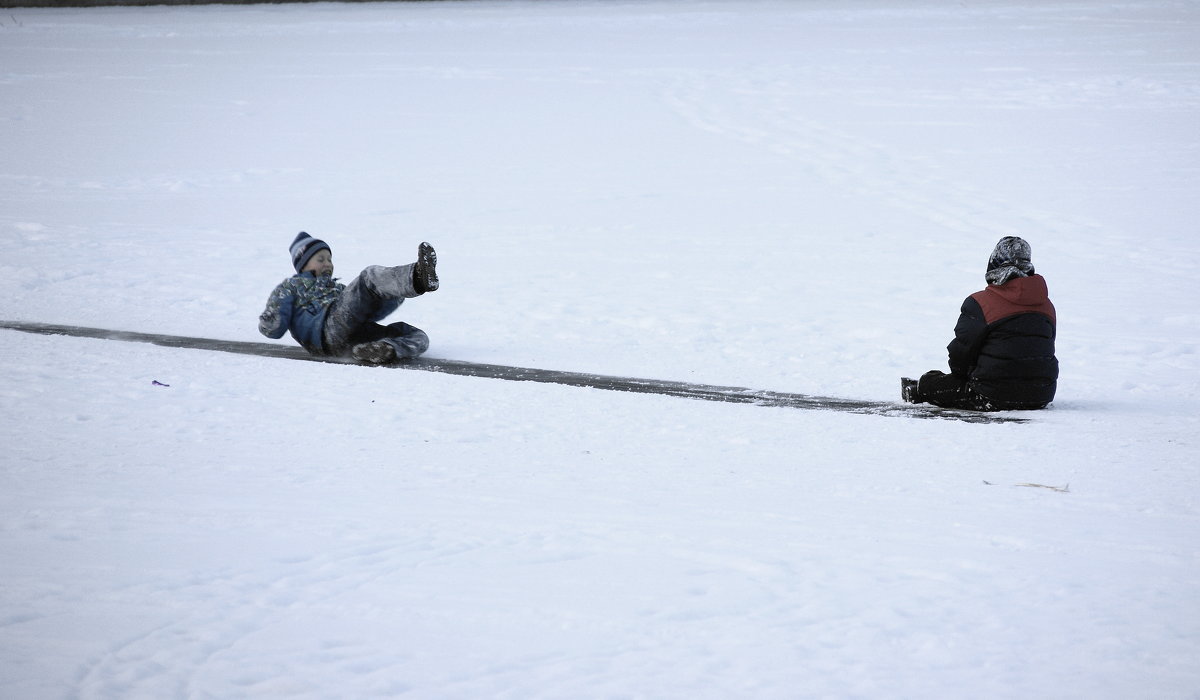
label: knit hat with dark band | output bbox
[290,231,330,273]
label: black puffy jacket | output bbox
[947,274,1058,408]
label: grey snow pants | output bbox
[322,264,429,358]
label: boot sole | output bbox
[417,242,438,292]
[352,341,397,364]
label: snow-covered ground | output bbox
[2,1,1198,697]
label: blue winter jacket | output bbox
[258,271,344,354]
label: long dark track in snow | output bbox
[1,320,1027,424]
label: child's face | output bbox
[302,250,333,277]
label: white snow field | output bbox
[2,1,1198,698]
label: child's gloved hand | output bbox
[258,297,287,338]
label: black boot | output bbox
[900,377,919,403]
[413,242,438,294]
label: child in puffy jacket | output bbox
[902,236,1057,411]
[259,232,438,364]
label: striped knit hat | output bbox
[290,232,330,273]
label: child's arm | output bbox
[259,282,294,339]
[946,297,986,376]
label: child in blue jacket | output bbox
[902,236,1057,411]
[259,232,438,364]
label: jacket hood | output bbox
[988,274,1049,307]
[971,273,1056,327]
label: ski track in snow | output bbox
[71,542,413,699]
[663,69,1092,242]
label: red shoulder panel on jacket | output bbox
[971,275,1056,325]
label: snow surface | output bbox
[2,1,1198,698]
